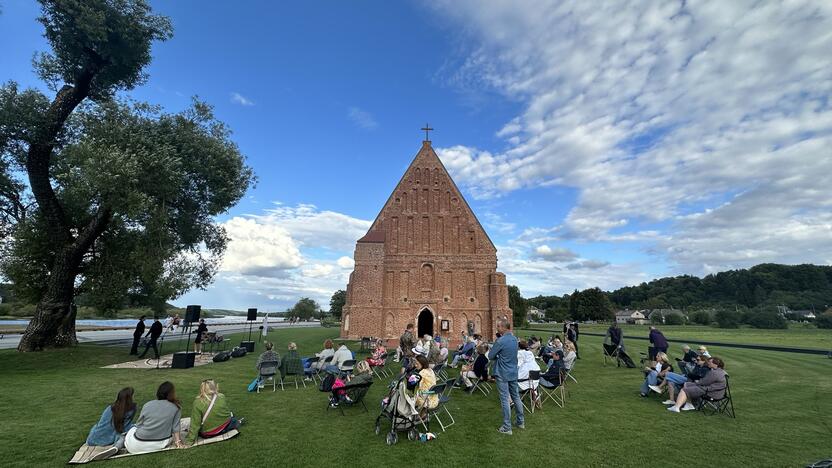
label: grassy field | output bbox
[526,323,832,350]
[0,327,830,467]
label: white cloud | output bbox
[431,0,832,275]
[532,245,578,262]
[336,256,355,269]
[348,106,378,130]
[176,203,371,310]
[230,92,255,106]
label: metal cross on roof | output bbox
[421,123,434,141]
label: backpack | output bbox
[319,372,336,392]
[231,347,247,358]
[213,351,231,362]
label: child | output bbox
[329,361,373,407]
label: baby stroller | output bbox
[374,373,428,445]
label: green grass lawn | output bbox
[527,323,832,350]
[0,327,830,467]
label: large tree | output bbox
[1,0,254,351]
[508,284,528,328]
[287,297,320,321]
[328,289,346,320]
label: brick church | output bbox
[340,136,512,341]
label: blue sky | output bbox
[2,1,830,311]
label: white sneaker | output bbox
[661,399,675,405]
[91,446,119,461]
[667,406,680,413]
[682,403,696,411]
[648,385,662,394]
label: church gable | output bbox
[360,141,496,256]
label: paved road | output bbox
[0,322,321,350]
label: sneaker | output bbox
[91,446,119,461]
[497,426,513,435]
[303,377,312,382]
[667,406,680,413]
[661,400,675,405]
[329,402,339,408]
[639,393,648,397]
[682,403,696,411]
[648,385,663,394]
[515,423,525,430]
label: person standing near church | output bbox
[139,318,164,360]
[130,316,146,355]
[399,323,415,369]
[488,318,524,435]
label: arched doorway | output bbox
[417,308,434,338]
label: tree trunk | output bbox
[16,208,112,352]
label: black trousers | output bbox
[130,335,143,355]
[139,338,160,359]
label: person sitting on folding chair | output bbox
[640,352,672,397]
[563,341,577,372]
[279,343,303,379]
[451,336,476,368]
[668,357,727,413]
[517,340,539,392]
[365,339,386,367]
[656,354,710,404]
[329,360,373,407]
[255,341,281,389]
[458,343,489,392]
[539,351,564,388]
[413,355,439,416]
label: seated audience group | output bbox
[86,380,243,459]
[639,343,728,414]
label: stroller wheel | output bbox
[386,432,398,445]
[408,428,419,441]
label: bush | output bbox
[715,309,741,328]
[816,312,832,329]
[745,308,788,329]
[664,312,685,325]
[0,303,12,316]
[690,310,712,325]
[650,313,664,324]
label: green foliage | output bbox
[664,312,685,325]
[34,0,172,98]
[573,287,614,321]
[609,264,832,311]
[1,98,255,310]
[690,310,713,325]
[650,311,664,324]
[287,297,319,320]
[715,309,741,328]
[328,289,346,320]
[743,307,788,329]
[816,311,832,329]
[508,285,528,327]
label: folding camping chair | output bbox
[422,381,455,432]
[340,359,356,377]
[433,363,449,381]
[371,353,389,379]
[279,369,307,390]
[697,374,736,418]
[564,362,578,384]
[519,370,541,414]
[328,381,374,415]
[256,360,279,393]
[538,370,565,408]
[603,343,623,367]
[305,356,321,383]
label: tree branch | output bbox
[25,65,101,245]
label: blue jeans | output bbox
[665,372,687,386]
[496,377,524,429]
[640,370,658,394]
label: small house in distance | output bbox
[615,309,647,325]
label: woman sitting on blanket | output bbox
[85,387,137,459]
[125,381,184,454]
[186,379,243,446]
[365,339,387,367]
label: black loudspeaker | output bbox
[240,341,255,352]
[185,305,201,324]
[247,308,257,321]
[171,351,196,369]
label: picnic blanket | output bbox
[68,418,238,464]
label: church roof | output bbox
[359,139,496,252]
